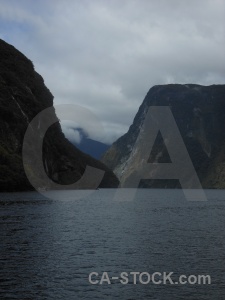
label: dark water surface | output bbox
[0,189,225,299]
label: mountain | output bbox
[0,39,119,191]
[101,84,225,189]
[71,128,110,159]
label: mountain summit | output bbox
[0,39,118,191]
[102,84,225,188]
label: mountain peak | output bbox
[102,84,225,188]
[0,39,119,191]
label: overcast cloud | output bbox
[0,0,224,144]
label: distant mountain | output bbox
[71,128,110,159]
[102,84,225,189]
[0,39,119,191]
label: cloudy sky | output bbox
[0,0,224,144]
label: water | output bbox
[0,189,225,299]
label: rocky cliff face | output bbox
[0,39,118,191]
[102,84,225,188]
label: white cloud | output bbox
[62,125,81,144]
[0,0,224,143]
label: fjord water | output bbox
[0,189,224,300]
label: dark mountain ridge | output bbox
[102,84,225,188]
[0,39,119,191]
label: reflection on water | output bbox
[0,189,225,299]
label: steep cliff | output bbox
[102,84,225,188]
[0,39,118,191]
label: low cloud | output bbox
[62,125,81,145]
[1,0,224,143]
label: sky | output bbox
[0,0,224,144]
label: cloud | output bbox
[0,0,224,143]
[62,125,81,145]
